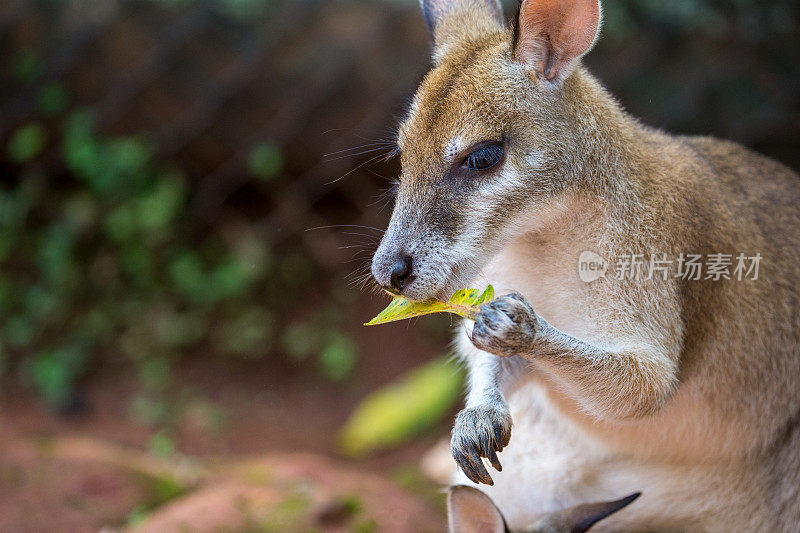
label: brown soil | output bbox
[0,307,456,532]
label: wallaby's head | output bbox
[448,485,641,533]
[372,0,603,300]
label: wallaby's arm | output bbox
[452,337,527,485]
[472,293,681,421]
[459,337,527,412]
[453,279,683,484]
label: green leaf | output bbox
[278,251,313,288]
[364,285,494,326]
[9,49,44,82]
[6,316,35,348]
[7,123,48,163]
[37,83,71,116]
[218,308,274,357]
[24,284,59,320]
[249,142,284,182]
[120,242,156,287]
[210,258,255,299]
[37,224,76,287]
[62,192,97,233]
[136,173,186,232]
[105,204,137,242]
[338,357,464,457]
[216,0,272,22]
[148,430,176,458]
[130,394,167,426]
[281,321,321,360]
[169,252,210,303]
[139,358,170,391]
[31,346,87,409]
[319,332,357,381]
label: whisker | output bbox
[365,168,397,181]
[348,273,381,295]
[326,152,393,185]
[324,149,393,163]
[346,264,381,295]
[322,142,395,158]
[340,244,377,250]
[324,145,396,161]
[369,182,399,208]
[305,224,384,233]
[341,231,382,240]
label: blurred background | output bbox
[0,0,798,531]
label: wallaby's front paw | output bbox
[450,405,512,486]
[471,292,539,358]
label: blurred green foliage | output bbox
[151,0,278,21]
[319,332,357,381]
[9,48,44,82]
[249,142,284,182]
[37,83,71,117]
[7,123,48,164]
[148,430,177,458]
[1,102,361,413]
[338,357,464,456]
[125,468,189,526]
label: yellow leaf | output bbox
[338,357,464,456]
[364,285,494,326]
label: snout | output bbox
[372,251,416,294]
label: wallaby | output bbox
[370,0,800,531]
[448,485,640,533]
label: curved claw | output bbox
[494,426,508,449]
[486,446,502,472]
[478,433,503,472]
[455,448,494,486]
[451,406,512,485]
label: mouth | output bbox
[439,260,475,296]
[373,248,482,302]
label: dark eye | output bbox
[462,143,504,171]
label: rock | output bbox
[132,453,444,532]
[0,428,445,533]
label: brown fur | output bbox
[372,0,800,530]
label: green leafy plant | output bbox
[364,285,494,326]
[338,356,464,457]
[0,102,331,410]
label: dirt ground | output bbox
[0,314,455,532]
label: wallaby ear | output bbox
[513,0,601,84]
[421,0,504,61]
[529,492,641,533]
[448,485,508,533]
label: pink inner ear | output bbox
[517,0,600,80]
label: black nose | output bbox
[389,254,414,292]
